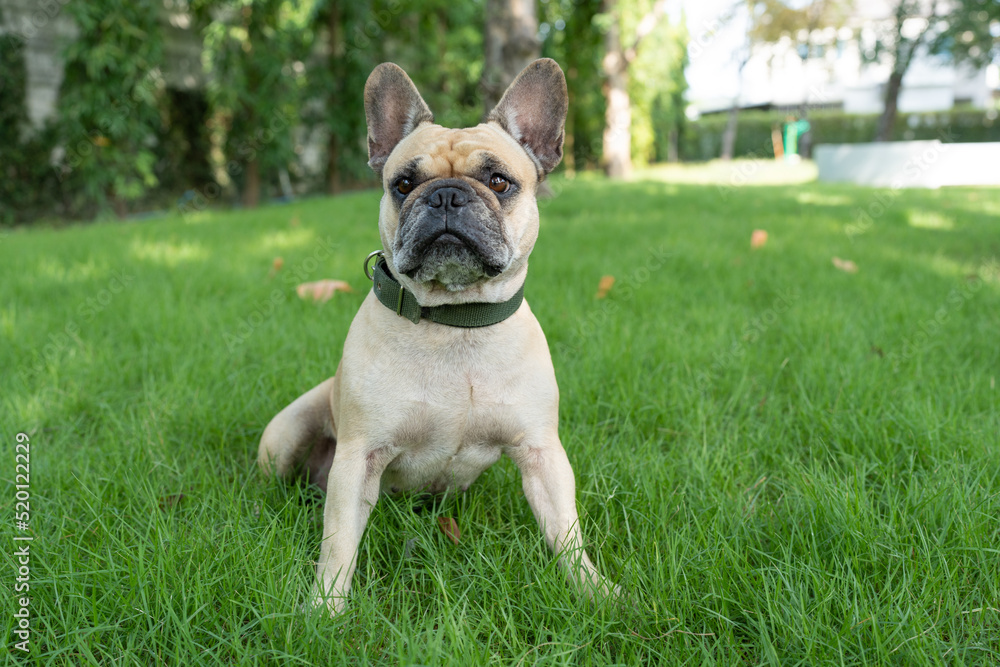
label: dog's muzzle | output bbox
[393,179,510,284]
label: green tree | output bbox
[865,1,951,142]
[56,2,165,219]
[650,19,688,163]
[305,0,374,193]
[379,1,484,130]
[304,0,374,194]
[303,1,483,193]
[0,28,28,170]
[598,0,670,178]
[932,0,1000,68]
[481,0,540,115]
[629,9,687,165]
[0,22,34,223]
[540,0,606,172]
[199,0,311,208]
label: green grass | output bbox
[2,169,999,664]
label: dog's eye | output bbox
[488,174,510,194]
[396,178,414,195]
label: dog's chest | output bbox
[378,376,517,494]
[341,296,557,496]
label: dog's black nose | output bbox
[428,187,468,209]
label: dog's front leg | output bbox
[510,435,618,601]
[311,444,392,616]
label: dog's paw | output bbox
[302,588,348,617]
[591,577,623,603]
[569,571,625,608]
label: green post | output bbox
[783,120,811,161]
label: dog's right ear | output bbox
[364,63,434,176]
[487,58,568,175]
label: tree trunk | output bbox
[602,1,631,179]
[875,69,903,142]
[481,0,539,117]
[328,133,342,194]
[602,69,632,178]
[721,104,739,161]
[243,157,260,208]
[111,193,128,219]
[720,38,750,161]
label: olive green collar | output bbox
[364,251,524,327]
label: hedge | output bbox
[680,107,1000,162]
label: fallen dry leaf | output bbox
[437,517,460,545]
[289,215,300,227]
[595,275,615,299]
[269,256,284,278]
[832,257,858,273]
[296,279,353,303]
[751,229,768,249]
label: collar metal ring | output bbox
[364,250,384,281]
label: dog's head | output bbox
[364,59,567,306]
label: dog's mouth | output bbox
[403,230,505,279]
[392,186,511,290]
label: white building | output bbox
[685,0,1000,117]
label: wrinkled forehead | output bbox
[384,124,537,181]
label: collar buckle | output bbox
[364,250,384,281]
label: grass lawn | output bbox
[2,168,999,664]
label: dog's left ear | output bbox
[364,63,434,175]
[487,58,568,175]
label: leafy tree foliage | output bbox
[56,1,165,218]
[540,0,687,173]
[198,0,311,207]
[863,1,952,141]
[0,23,37,223]
[542,0,606,171]
[302,0,373,194]
[749,0,849,46]
[9,0,691,221]
[628,6,688,165]
[0,26,29,177]
[380,1,484,130]
[306,0,483,191]
[933,0,1000,67]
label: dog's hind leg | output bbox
[258,375,338,490]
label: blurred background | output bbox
[1,0,997,224]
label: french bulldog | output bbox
[258,58,617,615]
